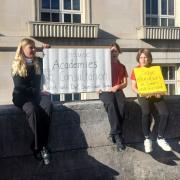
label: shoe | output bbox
[41,147,50,165]
[144,138,152,153]
[114,135,126,151]
[157,138,172,151]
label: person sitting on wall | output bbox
[130,48,172,153]
[11,38,52,165]
[98,43,128,151]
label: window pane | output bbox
[146,0,151,14]
[42,0,50,9]
[64,14,71,22]
[65,94,72,101]
[168,19,175,26]
[146,17,151,25]
[151,17,158,26]
[161,0,167,15]
[73,0,80,10]
[52,13,59,22]
[51,0,59,9]
[41,12,50,21]
[73,14,81,23]
[169,84,175,95]
[169,66,175,80]
[152,0,158,14]
[162,67,168,80]
[168,0,174,15]
[161,18,167,26]
[64,0,71,10]
[74,93,80,100]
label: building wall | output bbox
[0,0,180,104]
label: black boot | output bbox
[114,135,126,151]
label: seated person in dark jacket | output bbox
[11,38,52,165]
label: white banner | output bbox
[43,48,112,93]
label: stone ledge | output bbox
[0,96,180,158]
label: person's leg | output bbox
[99,92,124,151]
[39,95,52,148]
[138,96,151,138]
[154,98,169,138]
[154,98,171,151]
[138,96,152,153]
[99,92,121,135]
[114,90,126,134]
[113,90,126,149]
[22,101,39,151]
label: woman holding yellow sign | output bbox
[131,49,171,153]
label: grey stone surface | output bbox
[0,96,180,179]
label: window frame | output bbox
[39,0,83,23]
[144,0,175,27]
[160,64,177,95]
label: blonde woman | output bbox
[12,38,52,165]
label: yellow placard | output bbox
[134,66,167,96]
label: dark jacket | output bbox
[12,58,43,107]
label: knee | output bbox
[141,109,150,117]
[107,102,116,111]
[23,103,37,115]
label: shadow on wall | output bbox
[34,29,119,47]
[48,105,119,179]
[0,105,119,180]
[125,100,180,166]
[142,39,180,50]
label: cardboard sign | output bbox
[43,48,112,93]
[134,66,167,96]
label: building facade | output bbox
[0,0,180,104]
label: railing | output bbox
[28,21,99,38]
[137,26,180,40]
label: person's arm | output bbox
[131,80,138,94]
[110,77,128,92]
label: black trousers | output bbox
[99,90,126,136]
[138,96,169,138]
[21,95,52,151]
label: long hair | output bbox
[136,48,153,65]
[12,38,41,77]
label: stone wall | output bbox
[0,96,180,179]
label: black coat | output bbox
[12,58,43,107]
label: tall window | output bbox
[161,65,176,95]
[145,0,175,26]
[40,0,81,23]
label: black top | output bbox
[12,58,43,107]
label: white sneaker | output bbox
[144,138,152,153]
[157,138,172,151]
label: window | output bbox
[161,65,176,95]
[40,0,81,23]
[145,0,175,26]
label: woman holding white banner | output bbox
[98,43,128,151]
[131,48,171,153]
[11,38,52,165]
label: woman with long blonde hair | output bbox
[12,38,52,165]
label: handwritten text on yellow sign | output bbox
[134,66,167,95]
